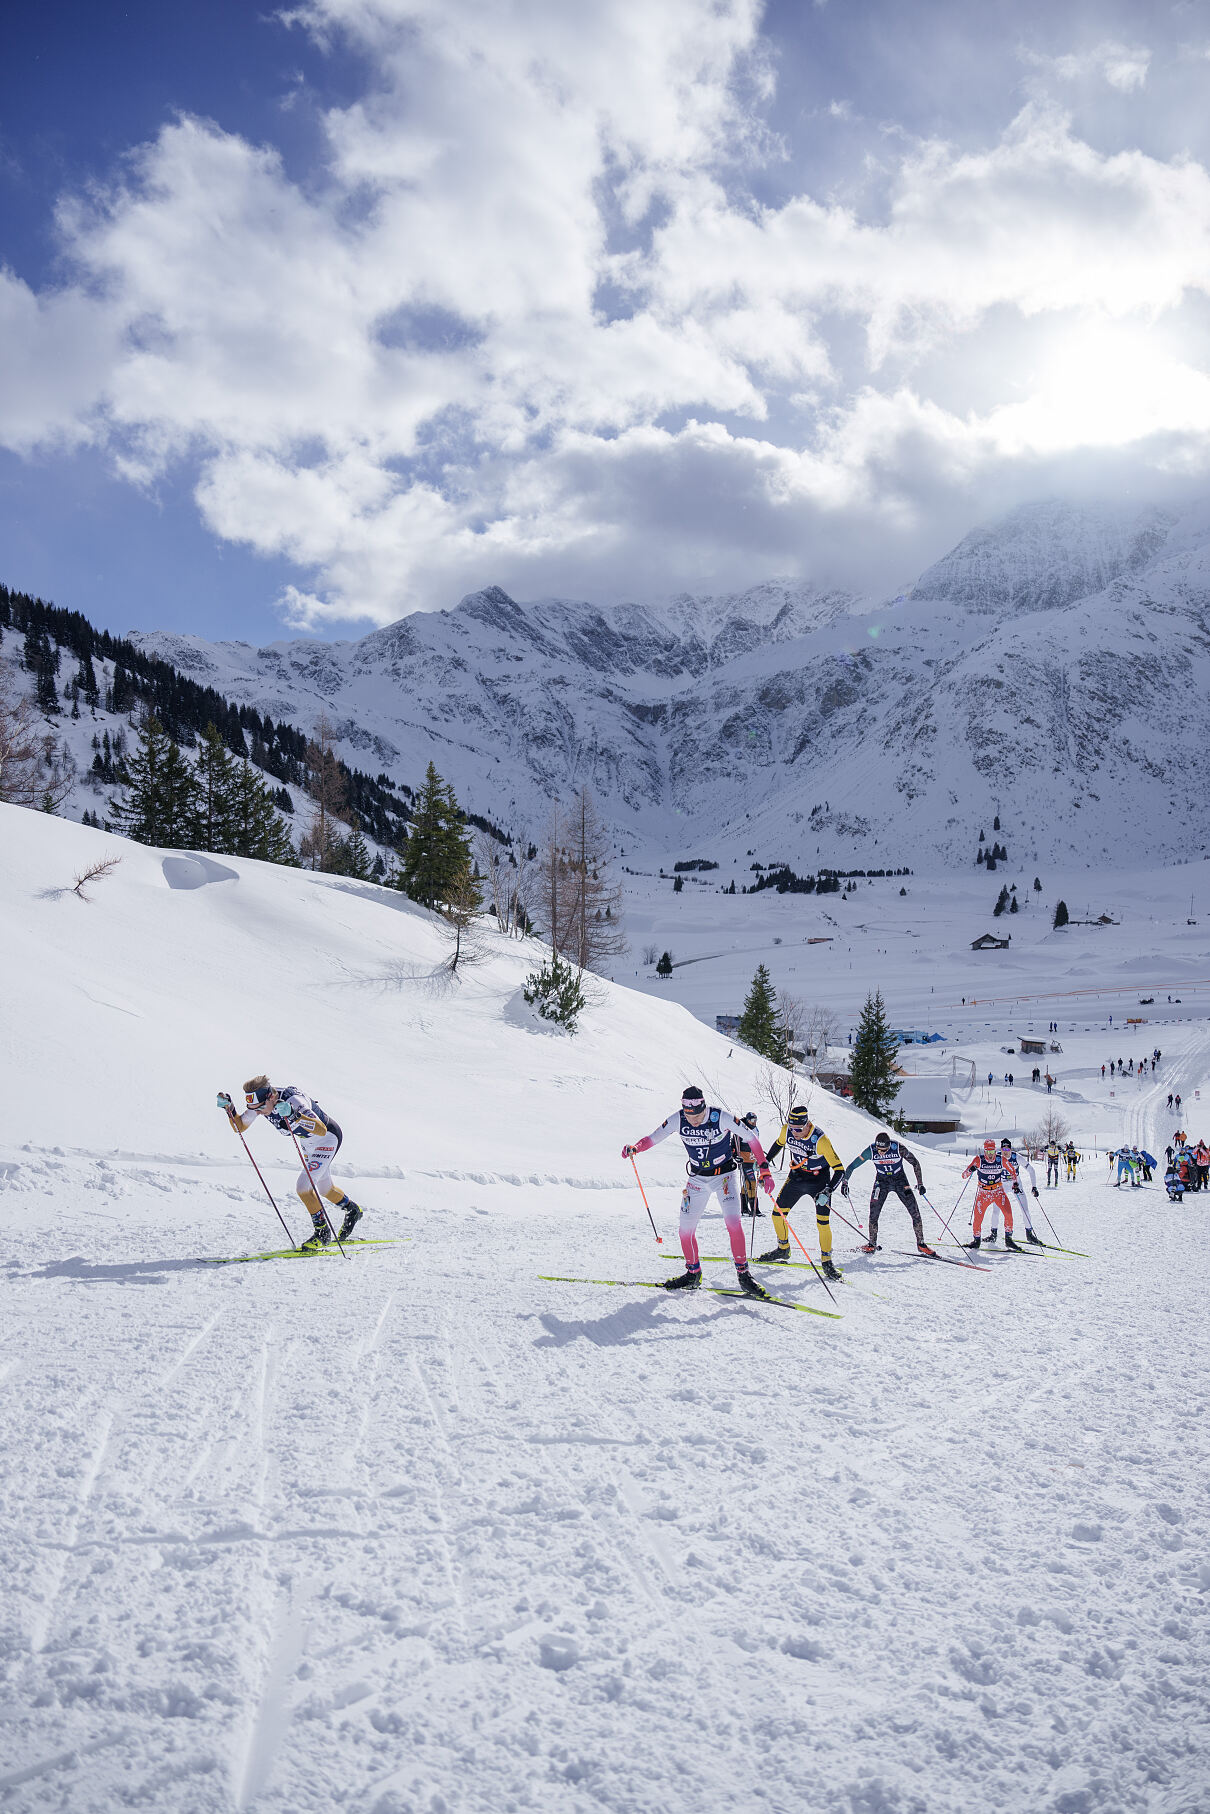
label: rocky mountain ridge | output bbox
[130,499,1210,871]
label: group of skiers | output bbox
[1107,1145,1157,1188]
[1102,1051,1162,1079]
[217,1069,1198,1284]
[620,1086,942,1294]
[1163,1134,1209,1199]
[615,1086,1077,1291]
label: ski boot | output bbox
[1003,1231,1023,1251]
[757,1241,791,1263]
[985,1227,999,1245]
[916,1242,937,1258]
[662,1268,702,1292]
[336,1198,363,1241]
[299,1215,333,1253]
[966,1235,982,1250]
[860,1242,881,1254]
[1025,1227,1043,1246]
[735,1267,773,1301]
[820,1258,842,1282]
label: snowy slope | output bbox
[127,497,1210,871]
[2,807,1208,1814]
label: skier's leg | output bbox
[798,1172,841,1277]
[678,1178,705,1272]
[811,1176,835,1262]
[896,1177,925,1244]
[971,1186,990,1238]
[1000,1186,1015,1236]
[865,1179,888,1248]
[717,1173,749,1270]
[1014,1186,1034,1232]
[295,1133,339,1214]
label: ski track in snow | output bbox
[1,1159,1207,1814]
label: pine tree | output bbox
[398,761,474,908]
[195,724,240,853]
[227,761,297,864]
[849,989,902,1120]
[1053,900,1069,929]
[673,874,684,893]
[737,963,786,1062]
[108,717,201,848]
[341,816,373,881]
[993,884,1010,917]
[1033,876,1042,892]
[656,951,673,978]
[1009,894,1019,914]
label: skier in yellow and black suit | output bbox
[1064,1142,1080,1182]
[756,1106,845,1282]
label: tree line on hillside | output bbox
[0,582,412,851]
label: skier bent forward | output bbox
[219,1076,364,1251]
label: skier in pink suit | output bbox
[623,1085,777,1297]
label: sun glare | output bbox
[987,324,1210,456]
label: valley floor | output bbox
[2,1150,1206,1814]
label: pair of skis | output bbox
[538,1275,842,1319]
[203,1237,404,1265]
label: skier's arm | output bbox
[218,1091,259,1134]
[843,1147,873,1184]
[899,1142,925,1188]
[622,1116,677,1159]
[764,1124,789,1165]
[815,1132,844,1173]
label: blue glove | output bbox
[217,1091,233,1111]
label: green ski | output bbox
[203,1237,403,1266]
[539,1275,841,1319]
[673,1254,887,1300]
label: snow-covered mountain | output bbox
[130,499,1210,869]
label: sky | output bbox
[2,0,1210,643]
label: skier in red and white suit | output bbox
[963,1139,1024,1251]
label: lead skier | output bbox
[983,1138,1044,1246]
[963,1139,1022,1250]
[623,1086,777,1296]
[219,1076,364,1250]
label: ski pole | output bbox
[1032,1194,1063,1246]
[630,1155,664,1245]
[928,1173,972,1245]
[831,1197,869,1243]
[290,1130,348,1257]
[226,1109,298,1249]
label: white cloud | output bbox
[1036,40,1152,93]
[1,1,1209,623]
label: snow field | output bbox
[2,808,1208,1812]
